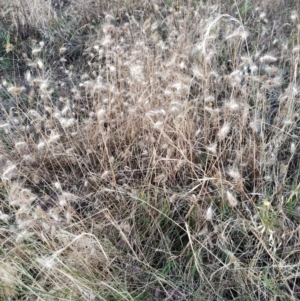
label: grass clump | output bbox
[1,0,300,300]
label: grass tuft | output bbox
[1,0,300,300]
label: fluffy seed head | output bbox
[47,131,60,144]
[227,167,241,181]
[153,121,164,130]
[0,211,9,223]
[59,47,67,54]
[15,141,27,150]
[7,86,25,96]
[37,141,46,150]
[225,99,239,111]
[2,162,17,180]
[291,143,296,153]
[36,59,44,69]
[32,47,42,55]
[205,206,213,221]
[218,123,231,140]
[291,11,298,22]
[292,45,300,53]
[97,109,106,121]
[263,201,271,208]
[59,118,75,129]
[260,55,277,63]
[36,256,57,270]
[206,143,217,154]
[226,190,238,207]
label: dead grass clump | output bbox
[1,0,300,300]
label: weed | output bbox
[0,0,300,300]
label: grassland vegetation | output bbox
[0,0,300,300]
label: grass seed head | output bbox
[7,86,25,96]
[226,190,238,207]
[36,256,57,270]
[218,123,231,140]
[227,167,241,181]
[260,55,277,63]
[225,98,239,111]
[205,206,213,221]
[206,143,217,154]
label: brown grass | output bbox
[0,0,300,300]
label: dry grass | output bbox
[0,0,300,300]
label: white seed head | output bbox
[291,142,296,153]
[58,195,67,207]
[192,66,204,78]
[250,64,258,75]
[204,106,220,114]
[260,55,277,63]
[25,70,31,82]
[32,47,42,55]
[225,99,239,111]
[54,182,62,190]
[146,109,166,117]
[17,220,34,229]
[2,162,17,180]
[36,59,44,69]
[23,154,35,162]
[130,64,144,81]
[205,96,215,104]
[218,123,231,140]
[59,47,67,54]
[120,221,131,233]
[153,121,164,130]
[205,206,213,221]
[20,188,37,205]
[7,86,25,96]
[101,170,110,179]
[226,190,238,207]
[292,45,300,53]
[169,194,178,204]
[264,66,279,76]
[36,256,57,270]
[227,167,241,181]
[0,211,9,223]
[291,11,298,22]
[249,119,262,133]
[29,110,42,120]
[0,262,17,286]
[16,230,32,243]
[32,173,41,184]
[206,143,217,154]
[259,12,266,19]
[37,141,46,150]
[62,192,78,202]
[195,129,201,137]
[47,131,60,144]
[11,117,20,125]
[59,117,75,129]
[198,225,208,236]
[0,123,10,129]
[97,109,106,121]
[61,106,69,116]
[283,118,293,125]
[262,77,282,88]
[226,29,249,40]
[15,141,27,150]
